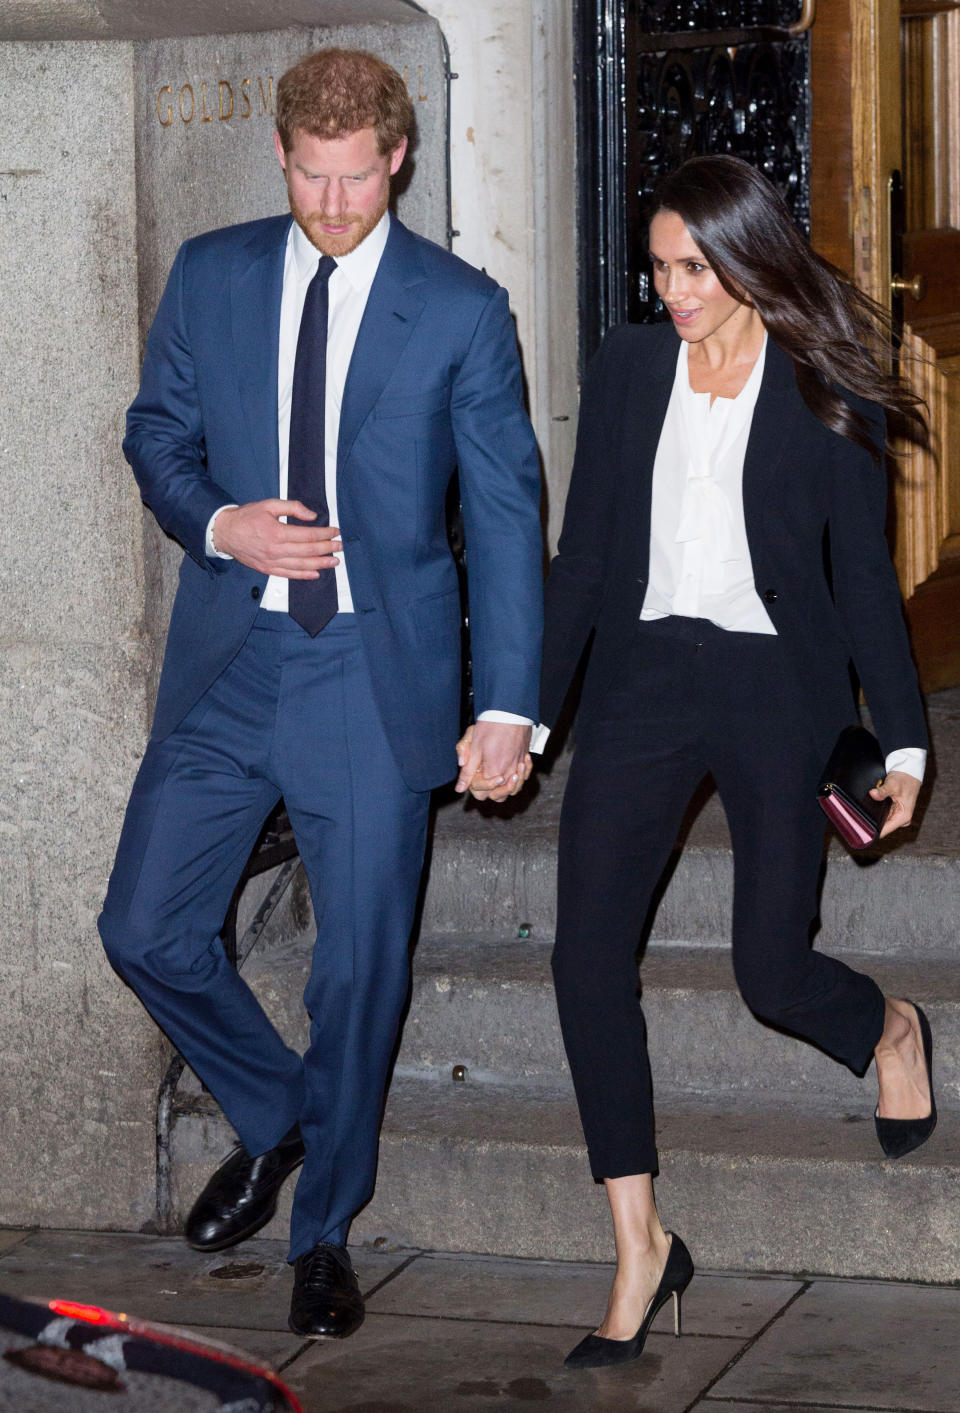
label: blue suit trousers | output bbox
[100,614,430,1258]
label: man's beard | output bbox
[288,189,389,258]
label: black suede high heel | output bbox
[563,1232,694,1371]
[875,1001,936,1159]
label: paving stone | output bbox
[710,1279,960,1411]
[186,1324,310,1373]
[0,1231,30,1256]
[280,1311,742,1413]
[0,1232,413,1332]
[367,1252,802,1339]
[700,1405,869,1412]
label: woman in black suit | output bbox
[538,157,934,1371]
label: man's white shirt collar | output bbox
[289,209,391,292]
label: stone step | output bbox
[421,782,960,955]
[168,1075,960,1282]
[240,932,960,1106]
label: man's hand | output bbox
[212,500,341,578]
[870,769,922,838]
[455,722,533,803]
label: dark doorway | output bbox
[574,0,812,366]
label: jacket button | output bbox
[251,586,260,600]
[763,588,778,604]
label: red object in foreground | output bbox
[0,1290,304,1411]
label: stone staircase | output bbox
[167,690,960,1281]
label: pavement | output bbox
[1,1228,958,1412]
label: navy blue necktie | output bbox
[288,254,338,636]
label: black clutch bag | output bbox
[817,725,891,848]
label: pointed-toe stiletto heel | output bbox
[875,1001,936,1160]
[563,1232,694,1371]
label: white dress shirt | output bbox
[535,338,925,782]
[206,212,389,612]
[266,211,392,613]
[207,213,530,731]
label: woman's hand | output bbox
[870,770,922,837]
[455,723,533,802]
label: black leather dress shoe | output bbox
[185,1124,305,1252]
[289,1242,365,1339]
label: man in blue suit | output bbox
[99,48,542,1339]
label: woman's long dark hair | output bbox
[651,155,927,458]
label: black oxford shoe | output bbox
[289,1242,365,1339]
[185,1124,306,1252]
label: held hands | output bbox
[455,722,533,803]
[871,770,922,838]
[212,500,340,578]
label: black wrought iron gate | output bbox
[575,0,813,362]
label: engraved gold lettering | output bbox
[256,76,274,116]
[156,85,173,126]
[165,74,278,126]
[400,66,427,102]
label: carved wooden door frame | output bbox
[831,0,960,691]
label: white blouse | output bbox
[641,335,775,633]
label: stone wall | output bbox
[0,38,161,1230]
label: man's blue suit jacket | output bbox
[123,213,543,792]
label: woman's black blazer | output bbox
[540,323,928,758]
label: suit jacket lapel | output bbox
[338,217,428,471]
[231,217,290,496]
[742,336,801,556]
[623,324,677,582]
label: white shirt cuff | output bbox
[477,710,534,727]
[529,723,551,754]
[884,747,926,784]
[206,505,238,559]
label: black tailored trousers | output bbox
[551,615,886,1181]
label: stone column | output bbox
[421,0,579,550]
[0,37,160,1230]
[0,0,447,1231]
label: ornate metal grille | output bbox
[576,0,812,361]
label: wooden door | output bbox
[812,0,960,691]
